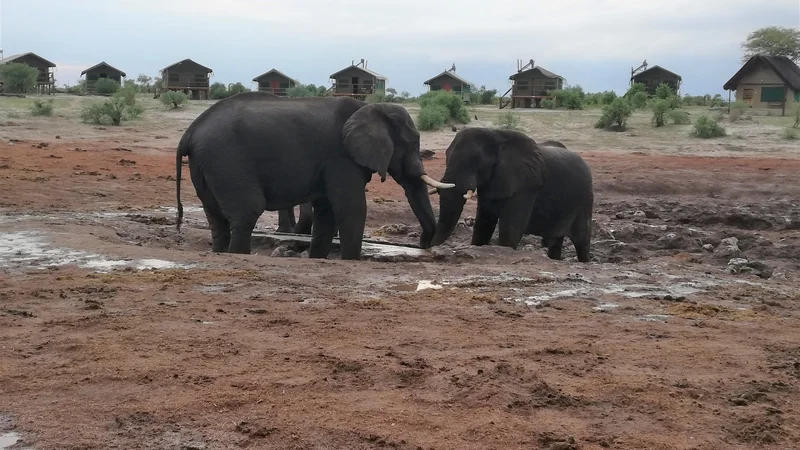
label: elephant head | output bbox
[429,128,545,246]
[342,103,454,248]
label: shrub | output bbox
[161,91,188,109]
[667,109,691,124]
[0,63,38,93]
[782,128,798,140]
[418,90,470,124]
[479,88,497,105]
[541,98,555,109]
[624,82,646,98]
[730,101,749,112]
[630,91,648,109]
[794,106,800,128]
[550,87,584,110]
[81,97,127,126]
[365,92,386,103]
[595,97,633,131]
[495,112,521,130]
[690,115,726,138]
[93,78,121,95]
[599,90,617,106]
[115,85,138,107]
[416,105,449,131]
[651,99,670,127]
[30,99,54,116]
[228,82,249,95]
[209,82,229,99]
[654,83,674,100]
[286,83,327,98]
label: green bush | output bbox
[209,82,229,99]
[81,97,126,126]
[550,87,584,110]
[599,90,618,106]
[365,92,386,103]
[541,98,555,109]
[161,91,188,109]
[416,105,450,131]
[730,101,749,111]
[30,99,54,116]
[630,91,648,109]
[494,112,521,130]
[624,82,646,98]
[0,63,38,93]
[93,78,121,95]
[667,109,691,124]
[115,85,137,107]
[595,97,633,131]
[651,99,670,127]
[690,115,727,138]
[654,83,674,100]
[782,127,798,140]
[228,82,250,95]
[418,90,470,124]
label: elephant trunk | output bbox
[430,191,466,247]
[400,178,437,249]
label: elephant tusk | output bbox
[421,174,455,190]
[428,188,438,195]
[463,190,476,200]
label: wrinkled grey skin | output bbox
[430,128,593,262]
[175,92,443,260]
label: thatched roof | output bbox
[723,55,800,91]
[81,61,126,77]
[330,64,386,81]
[424,69,473,86]
[631,65,681,81]
[509,66,563,80]
[160,58,213,73]
[252,68,299,84]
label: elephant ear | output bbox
[485,134,545,199]
[342,104,394,180]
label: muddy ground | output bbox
[1,98,800,449]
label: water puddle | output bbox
[0,231,193,273]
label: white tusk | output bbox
[421,174,455,190]
[428,188,438,195]
[463,190,476,200]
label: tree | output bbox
[742,26,800,62]
[387,87,398,95]
[0,63,38,93]
[137,74,152,92]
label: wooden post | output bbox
[782,85,787,117]
[727,90,731,114]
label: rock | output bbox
[702,243,714,252]
[591,219,615,240]
[375,223,410,235]
[633,210,646,218]
[715,237,741,258]
[657,232,684,249]
[464,217,475,227]
[726,258,773,279]
[406,231,420,239]
[270,245,298,258]
[420,149,435,160]
[55,135,61,139]
[522,244,535,252]
[770,268,789,281]
[644,209,660,219]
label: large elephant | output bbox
[175,92,454,259]
[428,128,593,262]
[277,203,313,234]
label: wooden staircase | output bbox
[499,87,513,109]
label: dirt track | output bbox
[1,103,800,449]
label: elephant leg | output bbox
[292,202,314,235]
[542,237,564,260]
[323,163,368,260]
[497,194,536,250]
[571,217,592,263]
[308,198,337,258]
[471,203,498,246]
[277,207,296,233]
[203,206,230,252]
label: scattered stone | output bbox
[715,237,741,258]
[118,159,137,166]
[55,135,61,139]
[657,232,685,249]
[374,223,410,235]
[270,245,298,258]
[726,258,773,278]
[245,309,267,314]
[154,135,168,139]
[464,217,475,227]
[702,243,714,252]
[633,210,646,218]
[112,147,131,152]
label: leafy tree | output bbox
[209,82,229,99]
[228,82,250,95]
[137,74,153,92]
[123,79,139,91]
[630,91,648,109]
[153,77,163,92]
[0,63,38,93]
[624,82,646,98]
[94,78,121,95]
[386,88,398,95]
[161,91,188,109]
[742,26,800,62]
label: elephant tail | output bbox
[175,131,191,232]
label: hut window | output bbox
[99,73,108,79]
[794,90,799,102]
[760,87,784,103]
[280,82,290,89]
[194,74,206,83]
[337,79,349,86]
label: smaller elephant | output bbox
[277,203,314,234]
[429,128,593,262]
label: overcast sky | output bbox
[1,0,798,95]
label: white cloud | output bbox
[109,0,798,63]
